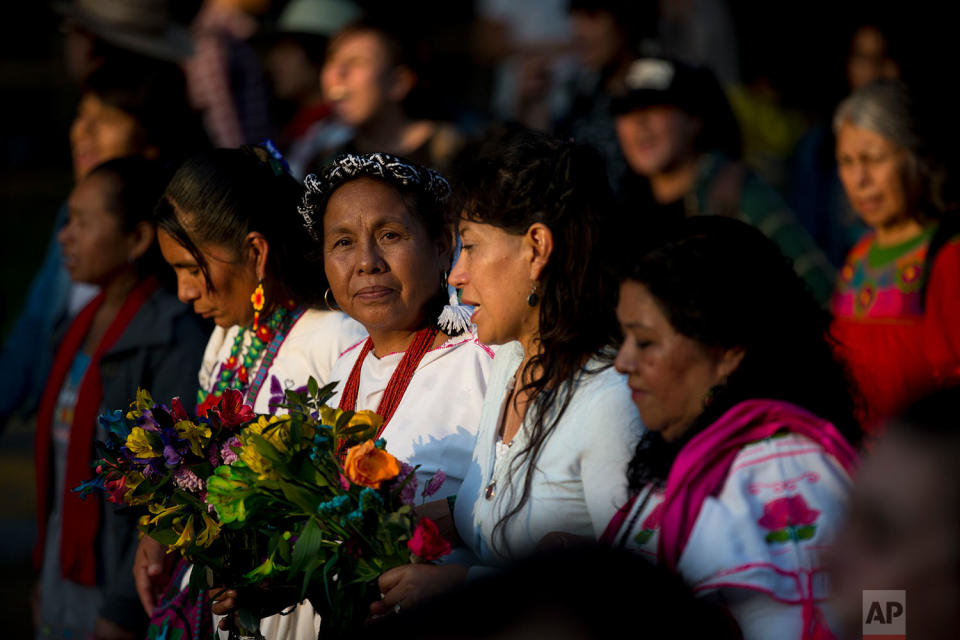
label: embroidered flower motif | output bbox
[632,502,664,546]
[758,494,820,544]
[840,264,854,283]
[855,283,876,316]
[196,392,220,418]
[223,355,238,371]
[256,324,274,343]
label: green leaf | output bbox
[308,377,319,398]
[797,525,817,540]
[290,518,323,575]
[764,529,791,544]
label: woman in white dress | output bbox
[604,217,862,639]
[132,146,365,640]
[212,151,495,638]
[370,127,644,615]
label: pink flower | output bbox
[390,462,418,505]
[407,518,451,561]
[173,467,205,494]
[220,437,241,465]
[422,470,446,498]
[104,476,127,504]
[757,495,820,531]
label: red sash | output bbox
[33,277,158,585]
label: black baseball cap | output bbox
[610,57,719,118]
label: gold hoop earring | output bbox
[324,287,340,311]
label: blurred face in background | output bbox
[267,37,323,103]
[836,121,913,231]
[615,105,701,177]
[827,431,960,640]
[321,29,411,127]
[70,92,151,181]
[847,25,900,92]
[59,172,147,286]
[569,9,624,71]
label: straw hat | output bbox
[54,0,193,61]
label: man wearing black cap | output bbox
[611,57,836,304]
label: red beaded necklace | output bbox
[338,326,440,440]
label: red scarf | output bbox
[33,277,158,586]
[337,327,439,447]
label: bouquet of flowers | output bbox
[79,380,451,638]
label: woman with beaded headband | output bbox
[368,127,643,619]
[210,151,494,638]
[132,145,366,640]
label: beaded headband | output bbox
[299,152,451,240]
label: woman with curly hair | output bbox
[369,127,643,615]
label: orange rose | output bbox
[343,440,401,489]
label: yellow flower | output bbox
[148,503,185,525]
[196,510,221,547]
[239,442,275,479]
[126,388,155,419]
[123,472,149,506]
[243,414,288,440]
[343,439,400,489]
[169,516,195,553]
[319,406,342,427]
[261,420,292,454]
[348,410,384,431]
[126,427,161,458]
[175,419,212,456]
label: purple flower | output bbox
[390,462,418,506]
[163,444,182,465]
[220,436,241,465]
[173,467,205,494]
[141,457,166,478]
[422,470,446,498]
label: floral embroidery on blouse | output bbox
[757,494,821,544]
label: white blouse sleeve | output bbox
[572,374,644,538]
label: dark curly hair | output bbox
[451,125,623,554]
[619,216,863,493]
[154,146,325,310]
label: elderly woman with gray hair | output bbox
[830,80,960,434]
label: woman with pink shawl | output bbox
[603,217,862,640]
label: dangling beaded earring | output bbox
[527,281,540,307]
[251,281,265,331]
